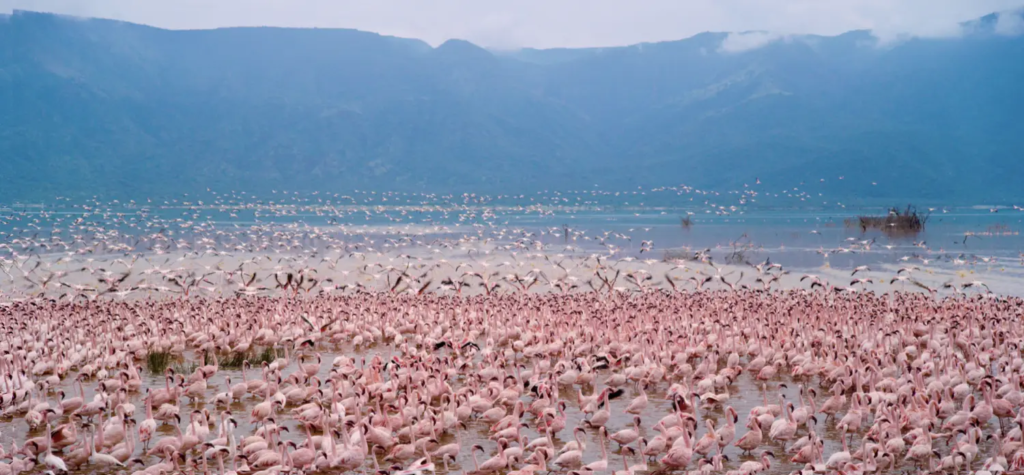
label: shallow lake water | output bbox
[3,340,1006,475]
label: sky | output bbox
[3,0,1024,48]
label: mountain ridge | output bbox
[2,9,1023,202]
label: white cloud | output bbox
[995,9,1024,35]
[718,31,786,53]
[869,18,973,47]
[2,0,1023,48]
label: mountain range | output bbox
[2,9,1023,202]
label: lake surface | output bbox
[3,198,1023,273]
[1,195,1021,475]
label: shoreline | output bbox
[3,243,1022,300]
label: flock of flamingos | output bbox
[1,194,1023,475]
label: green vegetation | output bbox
[148,347,277,374]
[147,351,172,374]
[221,347,276,369]
[172,360,200,376]
[146,351,202,375]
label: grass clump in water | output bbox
[255,347,275,365]
[221,351,247,369]
[662,247,696,263]
[147,351,172,374]
[220,346,276,369]
[849,205,928,235]
[221,346,276,368]
[172,360,200,375]
[148,350,207,375]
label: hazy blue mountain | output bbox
[2,9,1023,202]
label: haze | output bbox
[3,0,1024,48]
